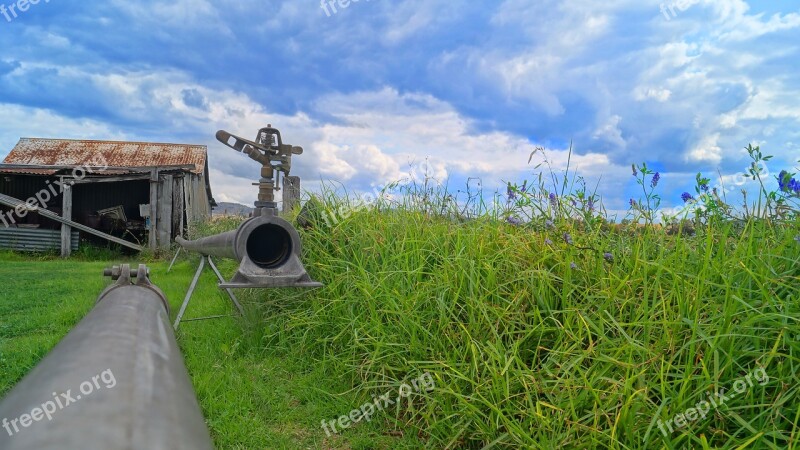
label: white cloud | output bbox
[593,114,626,149]
[310,142,358,181]
[687,133,723,163]
[710,1,800,42]
[2,0,798,210]
[0,59,615,204]
[446,0,800,176]
[0,104,122,160]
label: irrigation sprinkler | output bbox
[171,126,321,328]
[0,265,213,450]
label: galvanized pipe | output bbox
[175,210,321,288]
[0,265,213,450]
[176,229,238,261]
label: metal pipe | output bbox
[176,210,321,288]
[176,229,238,260]
[0,265,213,450]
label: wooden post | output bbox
[179,184,185,238]
[283,176,301,214]
[172,176,183,238]
[157,174,173,249]
[183,176,192,235]
[61,179,72,257]
[149,169,159,250]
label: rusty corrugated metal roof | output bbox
[2,138,207,174]
[0,168,57,175]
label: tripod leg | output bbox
[167,246,183,273]
[207,256,245,316]
[173,256,206,330]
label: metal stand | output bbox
[167,246,183,273]
[173,255,245,330]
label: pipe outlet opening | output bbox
[246,224,293,269]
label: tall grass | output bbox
[222,148,800,448]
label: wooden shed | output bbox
[0,138,216,255]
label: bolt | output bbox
[103,266,121,280]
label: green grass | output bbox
[2,188,800,448]
[258,195,800,449]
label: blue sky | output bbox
[0,0,798,216]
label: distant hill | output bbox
[213,202,254,217]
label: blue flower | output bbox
[549,193,558,207]
[545,219,555,229]
[603,252,614,262]
[521,180,528,193]
[563,233,573,245]
[651,172,661,188]
[778,171,790,192]
[570,262,578,269]
[681,192,694,203]
[545,238,553,245]
[776,170,800,195]
[790,178,800,195]
[632,164,638,177]
[700,182,710,193]
[629,198,636,208]
[507,183,516,201]
[587,199,595,211]
[507,216,522,226]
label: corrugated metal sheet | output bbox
[3,138,207,174]
[0,192,143,251]
[0,168,56,175]
[0,228,79,252]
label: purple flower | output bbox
[681,192,694,203]
[776,171,800,195]
[545,238,553,245]
[563,233,573,245]
[545,219,555,229]
[570,262,578,269]
[587,198,595,211]
[651,172,661,188]
[700,182,710,193]
[549,193,558,207]
[778,171,790,192]
[521,180,528,193]
[507,216,522,226]
[603,252,614,262]
[507,183,516,201]
[632,164,638,176]
[629,198,636,208]
[790,178,800,195]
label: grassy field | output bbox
[276,202,800,449]
[2,156,800,449]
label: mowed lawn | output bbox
[0,251,423,449]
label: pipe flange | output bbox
[98,264,170,313]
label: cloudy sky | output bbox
[0,0,798,214]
